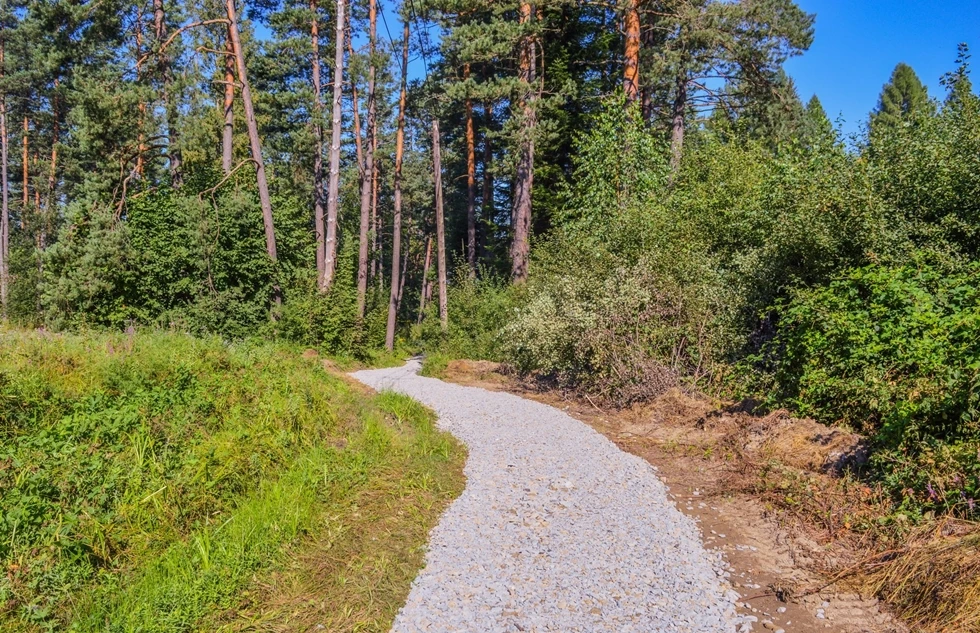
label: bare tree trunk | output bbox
[480,101,492,261]
[417,236,432,324]
[431,119,448,331]
[136,14,147,176]
[347,33,364,178]
[464,64,477,277]
[385,22,409,351]
[0,36,9,317]
[222,26,235,174]
[154,0,182,186]
[356,0,378,319]
[371,131,379,285]
[310,0,326,284]
[669,64,687,174]
[226,0,280,305]
[322,0,345,290]
[21,115,27,216]
[45,85,58,216]
[396,249,408,308]
[623,0,640,101]
[510,1,535,283]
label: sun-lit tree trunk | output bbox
[310,0,326,283]
[385,22,409,351]
[431,119,448,331]
[154,0,182,186]
[417,235,432,324]
[0,35,9,317]
[135,14,147,176]
[464,64,477,277]
[480,100,493,261]
[510,1,535,283]
[222,26,235,174]
[356,0,377,319]
[370,131,380,285]
[623,0,640,101]
[669,62,687,174]
[226,0,280,305]
[322,0,345,291]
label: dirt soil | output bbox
[438,360,907,633]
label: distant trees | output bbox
[872,62,930,131]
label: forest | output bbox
[0,0,979,628]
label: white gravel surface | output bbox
[352,360,742,633]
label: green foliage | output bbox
[763,261,980,516]
[0,329,463,630]
[871,62,932,133]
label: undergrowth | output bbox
[0,328,464,631]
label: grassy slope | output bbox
[0,329,464,631]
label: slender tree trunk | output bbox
[623,0,640,101]
[417,236,432,324]
[45,84,58,215]
[431,119,448,331]
[347,34,364,178]
[396,249,408,309]
[310,0,326,283]
[226,0,280,305]
[510,1,535,283]
[222,26,235,174]
[135,14,147,176]
[356,0,378,319]
[669,64,687,174]
[370,131,379,284]
[154,0,182,186]
[464,64,477,277]
[21,115,27,217]
[385,22,409,351]
[322,0,345,291]
[480,101,492,261]
[0,36,9,317]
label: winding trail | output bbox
[352,361,740,633]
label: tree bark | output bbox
[385,22,409,351]
[669,63,687,174]
[135,14,147,176]
[431,119,448,331]
[45,83,58,216]
[510,1,535,283]
[370,130,379,285]
[623,0,640,101]
[226,0,280,305]
[464,64,477,277]
[222,26,235,174]
[154,0,183,186]
[417,236,432,325]
[21,115,27,215]
[480,101,492,261]
[356,0,378,319]
[322,0,345,291]
[310,0,326,284]
[0,36,9,317]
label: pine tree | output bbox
[801,94,834,146]
[872,62,930,131]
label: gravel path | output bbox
[352,361,741,633]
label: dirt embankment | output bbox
[437,360,980,633]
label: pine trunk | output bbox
[464,64,477,277]
[431,119,448,331]
[21,116,27,215]
[623,0,640,101]
[222,26,235,174]
[510,1,535,283]
[356,0,378,319]
[310,0,326,283]
[0,36,9,317]
[480,101,492,261]
[321,0,345,291]
[417,236,432,324]
[154,0,182,186]
[669,64,687,174]
[385,22,409,351]
[226,0,280,305]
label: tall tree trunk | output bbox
[21,115,27,216]
[322,0,345,291]
[431,119,448,331]
[310,0,325,283]
[623,0,640,101]
[480,101,493,261]
[385,22,409,351]
[347,33,364,178]
[222,26,235,174]
[356,0,378,319]
[0,36,9,318]
[510,1,535,283]
[135,14,147,176]
[370,131,379,285]
[464,64,477,277]
[154,0,182,186]
[417,236,432,324]
[45,84,58,215]
[226,0,281,305]
[669,64,687,174]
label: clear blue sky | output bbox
[784,0,980,138]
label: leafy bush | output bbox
[764,261,980,516]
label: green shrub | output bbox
[764,261,980,516]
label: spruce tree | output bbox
[872,62,930,131]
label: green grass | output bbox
[0,328,465,631]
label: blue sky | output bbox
[784,0,980,137]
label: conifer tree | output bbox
[872,62,930,131]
